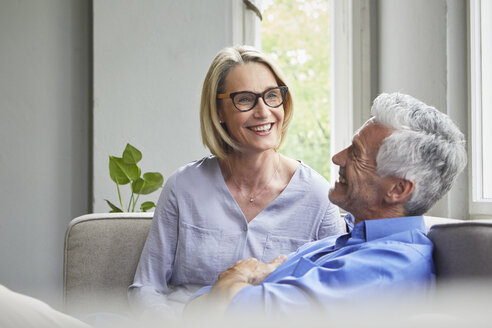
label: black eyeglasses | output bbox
[217,86,288,112]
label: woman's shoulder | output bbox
[292,160,331,188]
[277,155,332,200]
[172,155,218,177]
[163,155,219,195]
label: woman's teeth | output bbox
[338,175,347,184]
[250,123,272,132]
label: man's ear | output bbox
[384,178,415,204]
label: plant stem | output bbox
[132,181,146,212]
[127,193,134,212]
[116,183,124,211]
[132,193,141,212]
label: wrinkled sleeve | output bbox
[128,173,179,316]
[226,242,434,315]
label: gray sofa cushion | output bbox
[428,220,492,280]
[63,213,152,313]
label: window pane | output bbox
[481,0,492,198]
[262,0,331,179]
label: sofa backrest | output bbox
[428,220,492,281]
[63,213,492,314]
[63,213,152,314]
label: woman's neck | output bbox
[221,150,279,189]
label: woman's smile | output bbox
[248,122,274,134]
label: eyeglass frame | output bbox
[216,86,288,112]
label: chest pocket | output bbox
[174,222,221,285]
[261,233,312,263]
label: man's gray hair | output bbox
[371,92,467,216]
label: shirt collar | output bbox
[345,213,426,241]
[344,213,355,232]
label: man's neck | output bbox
[352,207,406,227]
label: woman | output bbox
[128,45,344,318]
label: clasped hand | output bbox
[186,255,287,315]
[216,255,288,286]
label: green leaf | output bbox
[131,178,145,194]
[105,199,123,213]
[109,156,141,184]
[132,172,164,195]
[122,143,142,165]
[140,201,156,212]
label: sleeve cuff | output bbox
[188,285,213,302]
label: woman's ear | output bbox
[384,178,415,204]
[217,105,225,123]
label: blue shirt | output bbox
[194,214,435,315]
[129,156,344,316]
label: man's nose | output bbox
[332,148,347,166]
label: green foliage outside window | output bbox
[262,0,331,179]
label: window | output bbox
[262,0,332,179]
[241,0,374,182]
[470,0,492,217]
[329,0,375,184]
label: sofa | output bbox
[63,213,492,315]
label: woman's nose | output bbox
[252,97,269,117]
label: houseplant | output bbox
[105,143,163,212]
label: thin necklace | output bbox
[230,153,280,205]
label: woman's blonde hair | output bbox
[200,45,293,159]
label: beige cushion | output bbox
[63,213,152,313]
[423,215,463,231]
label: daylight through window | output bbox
[262,0,331,179]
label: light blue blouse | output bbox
[128,155,344,316]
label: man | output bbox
[186,92,467,316]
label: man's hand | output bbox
[215,255,288,287]
[210,254,287,304]
[185,255,287,316]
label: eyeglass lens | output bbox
[233,87,285,111]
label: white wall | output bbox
[92,0,235,212]
[377,0,468,219]
[0,0,90,306]
[378,0,447,107]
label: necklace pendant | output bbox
[249,197,254,203]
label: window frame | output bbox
[232,0,262,48]
[469,0,492,218]
[330,0,376,184]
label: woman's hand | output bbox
[185,255,287,316]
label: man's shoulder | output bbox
[357,228,434,267]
